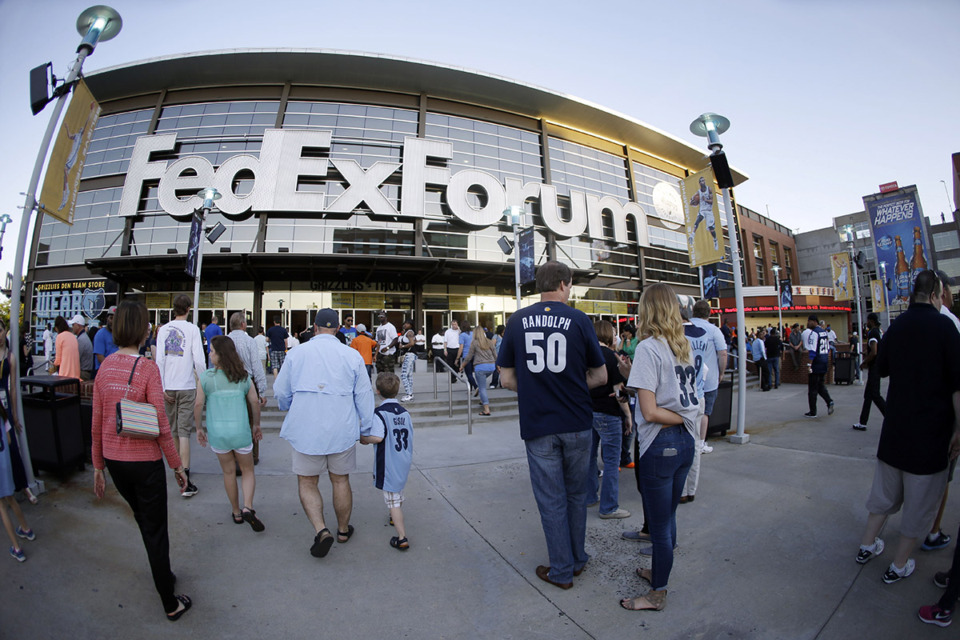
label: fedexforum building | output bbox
[28,49,746,337]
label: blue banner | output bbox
[779,278,793,308]
[185,212,202,279]
[864,187,929,307]
[518,227,535,285]
[702,263,719,299]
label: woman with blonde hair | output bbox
[460,326,497,416]
[618,283,700,612]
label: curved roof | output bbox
[85,48,746,185]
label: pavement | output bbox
[2,367,957,639]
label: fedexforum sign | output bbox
[118,129,655,246]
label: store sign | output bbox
[713,305,850,314]
[118,129,651,247]
[31,278,118,353]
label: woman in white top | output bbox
[619,283,700,612]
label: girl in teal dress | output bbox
[195,336,263,531]
[0,404,35,562]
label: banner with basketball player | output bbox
[681,167,725,267]
[831,252,853,301]
[779,278,793,309]
[863,186,930,306]
[870,279,886,313]
[39,79,101,225]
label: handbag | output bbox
[116,357,160,439]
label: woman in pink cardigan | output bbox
[92,300,191,621]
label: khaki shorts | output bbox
[164,389,196,438]
[292,444,357,477]
[383,490,404,509]
[865,459,948,539]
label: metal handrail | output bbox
[432,357,473,434]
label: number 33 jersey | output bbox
[372,399,413,492]
[496,301,605,440]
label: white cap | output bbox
[67,314,86,327]
[356,324,367,333]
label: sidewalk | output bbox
[2,371,955,639]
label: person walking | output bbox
[375,311,399,374]
[853,313,885,431]
[430,329,444,363]
[457,321,478,394]
[93,306,118,374]
[227,312,268,466]
[443,321,460,382]
[765,328,782,389]
[460,325,497,416]
[618,284,700,612]
[0,320,38,505]
[266,316,289,374]
[497,261,606,590]
[70,315,94,380]
[398,320,417,402]
[91,300,191,621]
[53,316,80,379]
[274,309,375,558]
[155,295,206,498]
[801,315,834,417]
[752,327,769,391]
[254,326,268,375]
[203,316,223,368]
[1,401,35,562]
[195,336,264,532]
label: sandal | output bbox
[337,524,354,543]
[24,489,38,505]
[636,567,652,584]
[166,594,192,621]
[311,528,334,558]
[390,536,410,551]
[231,512,243,525]
[479,411,492,416]
[619,589,667,611]
[241,508,265,532]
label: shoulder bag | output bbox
[116,357,160,439]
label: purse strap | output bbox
[124,356,142,400]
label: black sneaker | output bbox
[934,571,950,588]
[921,530,952,551]
[804,412,817,418]
[827,402,835,415]
[181,482,199,498]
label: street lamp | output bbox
[503,205,523,312]
[878,260,892,329]
[838,224,864,378]
[0,214,13,259]
[942,180,954,221]
[8,5,122,501]
[772,264,783,334]
[690,112,749,444]
[192,188,221,326]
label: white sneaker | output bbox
[882,558,916,584]
[700,442,714,454]
[599,508,631,519]
[400,395,413,402]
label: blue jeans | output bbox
[525,429,592,583]
[474,367,493,405]
[636,425,694,590]
[768,357,781,387]
[588,412,623,515]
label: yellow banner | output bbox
[39,79,100,225]
[331,293,355,308]
[831,252,852,301]
[870,279,886,312]
[680,167,726,267]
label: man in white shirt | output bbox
[443,320,461,383]
[42,323,54,366]
[431,329,444,362]
[254,327,268,375]
[287,332,300,351]
[375,311,399,374]
[155,294,206,498]
[228,312,268,465]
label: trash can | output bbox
[834,352,855,385]
[707,374,734,438]
[20,375,84,476]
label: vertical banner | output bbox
[864,186,929,306]
[185,213,202,278]
[39,79,100,225]
[702,263,720,299]
[870,279,886,313]
[831,252,852,301]
[518,227,535,284]
[680,167,726,267]
[779,278,793,308]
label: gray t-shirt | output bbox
[626,336,701,460]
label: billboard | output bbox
[864,186,929,306]
[38,79,100,224]
[681,167,726,267]
[831,252,853,301]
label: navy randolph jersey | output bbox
[496,300,604,440]
[372,399,413,493]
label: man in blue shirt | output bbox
[275,308,375,559]
[337,315,358,346]
[497,261,606,590]
[203,316,223,368]
[801,314,834,417]
[92,306,118,373]
[751,328,769,391]
[265,316,289,374]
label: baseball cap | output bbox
[313,308,339,329]
[356,323,366,333]
[107,306,117,316]
[67,314,86,327]
[377,309,387,317]
[935,269,954,287]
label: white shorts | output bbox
[210,443,254,456]
[384,490,405,509]
[291,445,357,477]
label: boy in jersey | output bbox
[497,261,607,589]
[801,314,834,417]
[362,372,413,551]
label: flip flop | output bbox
[337,524,354,543]
[242,508,265,532]
[311,528,334,558]
[232,512,243,525]
[166,594,192,621]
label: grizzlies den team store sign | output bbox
[118,129,661,248]
[31,278,118,347]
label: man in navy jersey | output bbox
[497,261,607,590]
[801,314,834,418]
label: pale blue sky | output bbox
[0,0,957,280]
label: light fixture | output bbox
[198,187,222,211]
[690,113,730,151]
[76,5,123,52]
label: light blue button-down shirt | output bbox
[274,333,375,455]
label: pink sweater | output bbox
[91,353,181,470]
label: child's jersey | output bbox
[372,399,413,492]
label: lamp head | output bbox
[76,6,122,53]
[504,205,523,226]
[690,113,730,151]
[197,188,222,211]
[838,224,854,243]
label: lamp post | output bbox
[8,6,122,500]
[879,260,892,329]
[503,206,523,312]
[942,180,953,220]
[690,113,749,444]
[193,188,221,326]
[839,224,864,373]
[772,264,783,334]
[0,214,12,260]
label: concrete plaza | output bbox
[1,369,956,639]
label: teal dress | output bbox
[200,369,252,451]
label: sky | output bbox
[0,0,957,282]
